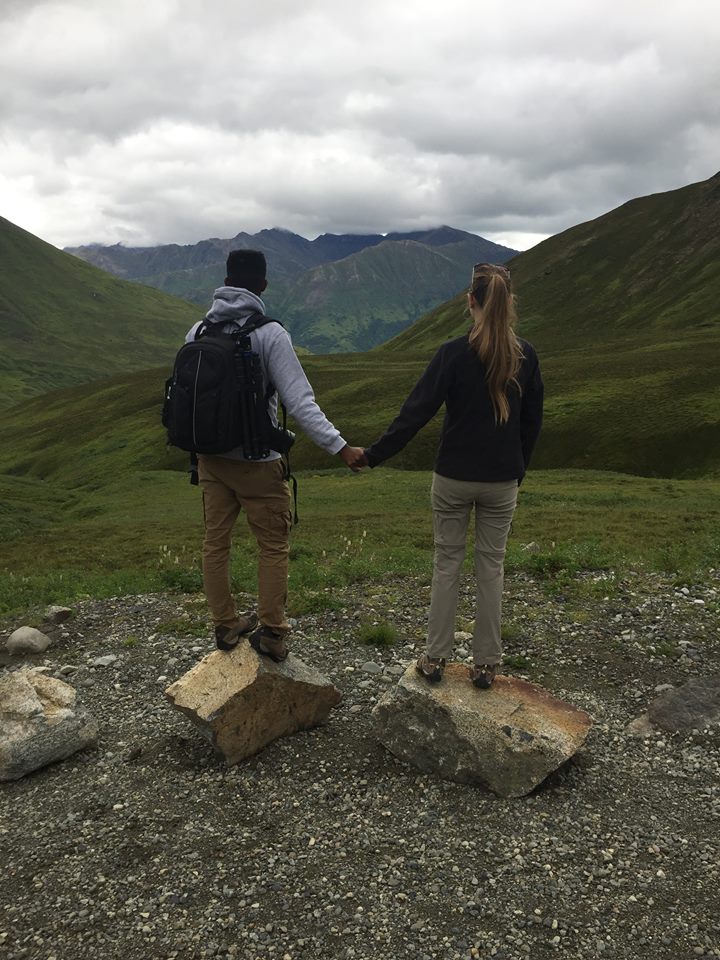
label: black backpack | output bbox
[162,312,294,459]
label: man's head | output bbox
[225,249,267,294]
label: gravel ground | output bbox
[1,569,719,960]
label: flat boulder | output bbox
[372,663,593,797]
[0,669,98,781]
[627,675,720,736]
[165,646,342,764]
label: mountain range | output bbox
[65,226,517,353]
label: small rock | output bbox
[630,676,720,736]
[385,664,406,676]
[43,605,73,624]
[90,655,119,668]
[6,626,52,655]
[361,662,383,675]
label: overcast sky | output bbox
[1,0,718,252]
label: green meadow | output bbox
[1,466,718,619]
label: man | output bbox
[186,249,362,662]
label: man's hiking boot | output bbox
[215,612,258,652]
[415,655,446,683]
[249,624,289,663]
[470,663,497,689]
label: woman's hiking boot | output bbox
[215,612,258,651]
[249,624,289,663]
[415,655,446,683]
[470,663,497,689]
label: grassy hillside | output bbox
[0,217,200,406]
[384,172,720,356]
[1,319,718,486]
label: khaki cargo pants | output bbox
[198,455,292,634]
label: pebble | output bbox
[90,655,118,668]
[385,664,406,676]
[361,662,382,674]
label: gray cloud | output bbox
[0,0,718,250]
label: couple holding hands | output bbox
[189,251,543,690]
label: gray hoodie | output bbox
[185,287,345,461]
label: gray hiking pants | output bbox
[426,472,518,666]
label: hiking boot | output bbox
[470,663,497,689]
[249,624,289,663]
[215,612,258,651]
[415,655,446,683]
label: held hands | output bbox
[339,445,369,472]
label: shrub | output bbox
[359,621,397,647]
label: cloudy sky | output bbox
[1,0,718,252]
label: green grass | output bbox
[1,467,719,619]
[0,216,199,407]
[358,621,398,647]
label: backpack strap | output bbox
[193,319,210,340]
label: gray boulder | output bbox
[43,605,73,624]
[6,626,52,655]
[0,669,98,781]
[372,663,593,797]
[165,645,342,764]
[627,675,720,736]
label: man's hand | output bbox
[339,445,367,472]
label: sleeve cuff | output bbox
[328,436,346,456]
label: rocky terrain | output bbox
[1,568,719,960]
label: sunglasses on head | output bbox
[472,261,510,279]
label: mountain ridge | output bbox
[65,225,517,352]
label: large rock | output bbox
[627,676,720,737]
[0,669,98,781]
[165,645,342,764]
[372,664,593,797]
[6,626,52,655]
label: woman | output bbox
[360,262,543,689]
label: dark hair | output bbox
[226,249,267,291]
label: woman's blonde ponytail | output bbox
[468,264,523,424]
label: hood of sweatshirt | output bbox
[205,286,266,324]
[185,286,266,342]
